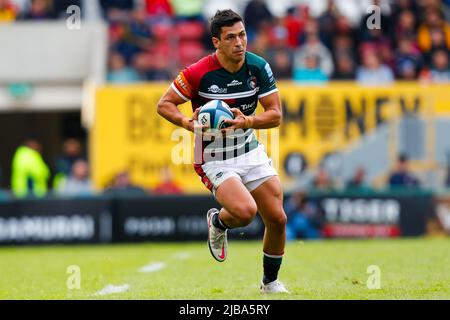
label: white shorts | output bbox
[194,144,278,195]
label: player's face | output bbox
[215,22,247,63]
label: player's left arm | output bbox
[228,92,282,129]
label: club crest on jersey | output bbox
[208,85,227,94]
[247,76,257,90]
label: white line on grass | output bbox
[93,284,130,296]
[138,262,166,273]
[174,252,191,260]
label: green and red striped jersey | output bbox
[171,51,278,163]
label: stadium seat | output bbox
[175,21,205,41]
[151,22,174,41]
[153,42,171,55]
[178,41,205,67]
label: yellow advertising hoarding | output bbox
[91,82,450,193]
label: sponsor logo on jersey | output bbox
[175,73,193,98]
[176,74,188,90]
[247,76,257,90]
[227,80,243,87]
[241,101,256,111]
[208,85,227,94]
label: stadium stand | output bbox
[2,0,448,82]
[0,0,449,199]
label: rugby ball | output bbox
[198,100,234,130]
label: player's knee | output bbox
[278,213,288,227]
[232,202,257,226]
[267,211,287,229]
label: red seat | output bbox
[175,21,205,41]
[178,41,205,67]
[152,42,171,56]
[152,22,174,41]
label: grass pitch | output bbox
[0,238,448,299]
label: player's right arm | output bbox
[157,69,210,133]
[157,86,199,132]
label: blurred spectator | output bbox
[283,6,306,48]
[420,49,450,82]
[381,41,396,69]
[154,166,183,195]
[244,0,273,43]
[396,58,419,80]
[388,154,420,188]
[394,10,417,41]
[425,49,450,82]
[294,20,334,77]
[333,35,355,60]
[110,6,154,65]
[346,167,372,192]
[53,138,84,190]
[249,24,270,58]
[317,0,339,50]
[285,191,322,240]
[147,53,172,80]
[356,49,394,85]
[332,53,355,80]
[0,0,17,22]
[131,52,149,79]
[430,49,450,82]
[293,53,328,83]
[334,14,353,38]
[423,28,450,66]
[60,159,93,196]
[11,138,50,198]
[269,17,289,48]
[107,51,141,83]
[127,6,153,50]
[21,0,54,20]
[267,47,293,79]
[391,0,420,23]
[10,0,448,84]
[312,167,334,191]
[146,0,172,18]
[394,36,423,80]
[105,171,147,194]
[417,8,450,53]
[132,53,166,81]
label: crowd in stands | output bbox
[1,0,449,240]
[284,152,428,239]
[1,0,449,84]
[4,137,183,198]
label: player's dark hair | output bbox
[210,9,244,39]
[399,153,409,163]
